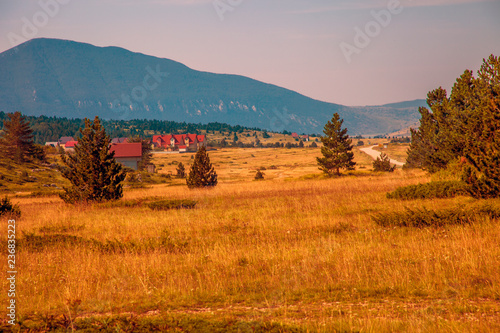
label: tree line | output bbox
[0,112,262,144]
[406,54,500,198]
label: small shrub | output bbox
[176,162,186,179]
[0,196,21,218]
[387,180,471,200]
[254,170,265,180]
[372,203,500,228]
[373,153,396,172]
[147,199,197,211]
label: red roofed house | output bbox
[64,140,78,152]
[152,134,207,152]
[110,143,142,170]
[291,133,299,138]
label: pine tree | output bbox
[60,116,125,204]
[186,146,218,188]
[405,106,439,170]
[316,113,355,176]
[0,111,35,163]
[462,55,500,198]
[405,54,500,198]
[176,162,186,179]
[406,69,485,172]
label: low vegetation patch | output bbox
[9,314,302,333]
[15,230,189,254]
[147,199,197,211]
[373,153,396,172]
[0,196,21,218]
[372,202,500,228]
[386,180,471,200]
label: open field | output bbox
[2,147,500,332]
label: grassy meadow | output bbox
[2,144,500,332]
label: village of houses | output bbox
[44,134,211,170]
[44,132,314,171]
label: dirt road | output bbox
[359,145,405,166]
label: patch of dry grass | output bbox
[1,148,499,332]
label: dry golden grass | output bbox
[1,147,499,332]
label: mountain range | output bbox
[0,38,426,135]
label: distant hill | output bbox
[379,100,427,109]
[0,38,424,135]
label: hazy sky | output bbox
[1,0,499,106]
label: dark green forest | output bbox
[0,112,261,144]
[406,54,500,198]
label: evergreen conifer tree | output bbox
[60,116,125,204]
[0,111,35,163]
[176,162,186,179]
[186,146,218,188]
[462,55,500,198]
[405,54,500,198]
[316,113,355,176]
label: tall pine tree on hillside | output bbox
[316,113,355,176]
[0,111,36,163]
[60,116,125,204]
[186,146,217,188]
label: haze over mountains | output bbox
[0,38,425,135]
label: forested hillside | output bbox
[0,112,260,144]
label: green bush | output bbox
[0,196,21,218]
[387,180,471,200]
[373,153,396,172]
[372,203,500,228]
[254,170,265,180]
[147,199,197,211]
